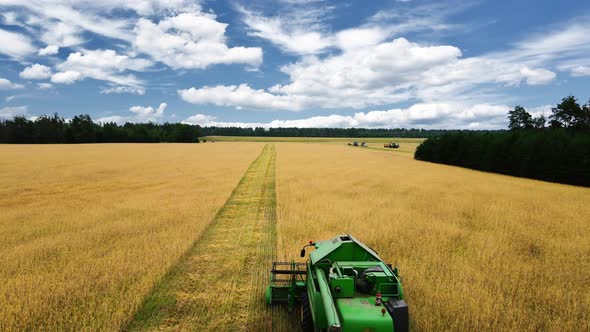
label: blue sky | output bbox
[1,0,589,129]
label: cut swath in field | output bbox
[127,144,297,331]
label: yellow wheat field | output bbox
[275,143,590,331]
[0,143,262,331]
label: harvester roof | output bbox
[310,234,382,266]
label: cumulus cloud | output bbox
[519,67,556,85]
[179,38,460,110]
[129,102,166,121]
[38,45,59,56]
[0,28,36,59]
[133,12,262,69]
[181,32,562,112]
[51,70,82,84]
[0,105,28,119]
[183,113,217,124]
[179,84,307,111]
[0,77,24,90]
[38,82,53,89]
[20,64,52,80]
[51,49,152,86]
[1,1,260,71]
[183,103,511,129]
[96,102,167,124]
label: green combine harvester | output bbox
[266,235,408,332]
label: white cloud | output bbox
[0,0,204,57]
[528,105,553,118]
[0,77,24,90]
[129,102,166,120]
[183,113,216,124]
[76,0,201,16]
[100,85,146,95]
[38,45,59,56]
[3,1,134,46]
[193,4,581,114]
[569,66,590,77]
[0,28,36,59]
[0,105,28,119]
[180,38,463,110]
[50,70,82,84]
[38,82,53,89]
[51,49,152,86]
[1,11,20,25]
[239,1,467,56]
[40,20,85,47]
[239,5,333,55]
[95,115,125,124]
[1,2,265,72]
[181,30,563,111]
[182,103,511,129]
[179,84,307,111]
[133,12,262,69]
[20,64,52,80]
[519,67,556,85]
[97,102,167,124]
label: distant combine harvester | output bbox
[348,141,367,147]
[384,142,400,149]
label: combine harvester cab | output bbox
[266,235,409,332]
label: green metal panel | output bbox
[310,235,382,266]
[330,277,355,298]
[335,297,393,332]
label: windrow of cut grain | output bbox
[0,143,263,331]
[275,143,590,331]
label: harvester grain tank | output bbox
[266,235,409,332]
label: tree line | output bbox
[0,114,201,143]
[415,96,590,187]
[1,113,492,144]
[201,126,478,138]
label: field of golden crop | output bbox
[275,143,590,331]
[0,143,263,331]
[2,141,589,331]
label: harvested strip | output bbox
[126,144,296,331]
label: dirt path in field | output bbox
[126,144,297,331]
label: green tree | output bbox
[551,96,581,128]
[70,114,97,143]
[508,106,533,129]
[532,114,546,129]
[575,100,590,129]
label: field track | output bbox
[126,144,297,331]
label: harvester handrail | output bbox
[316,266,341,329]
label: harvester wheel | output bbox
[300,292,314,332]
